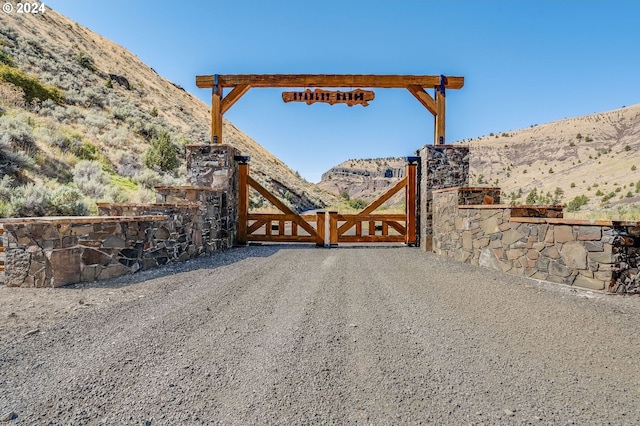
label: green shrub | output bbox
[76,54,97,72]
[0,50,14,67]
[49,185,88,215]
[632,165,637,171]
[73,160,109,198]
[144,129,179,172]
[0,63,63,104]
[10,183,49,217]
[552,187,564,204]
[133,169,162,189]
[566,195,589,212]
[348,198,367,210]
[0,175,14,201]
[72,141,98,161]
[526,188,538,204]
[0,134,35,176]
[0,114,36,152]
[601,192,616,203]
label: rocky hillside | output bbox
[466,103,640,213]
[318,157,406,203]
[0,9,335,216]
[319,104,640,216]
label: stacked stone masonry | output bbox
[416,145,469,251]
[432,187,640,294]
[1,145,241,287]
[185,144,239,246]
[2,216,184,287]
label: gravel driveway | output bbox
[1,244,640,424]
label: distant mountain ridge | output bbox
[318,157,406,203]
[318,104,640,213]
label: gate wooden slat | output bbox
[387,221,406,235]
[248,234,316,243]
[247,219,268,234]
[338,235,405,243]
[337,177,407,234]
[247,176,317,237]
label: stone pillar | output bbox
[416,145,470,251]
[186,144,240,249]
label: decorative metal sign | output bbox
[282,88,375,107]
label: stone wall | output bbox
[186,144,239,247]
[432,187,640,294]
[1,143,243,288]
[416,145,469,251]
[1,215,202,287]
[610,225,640,293]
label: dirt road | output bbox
[1,245,640,424]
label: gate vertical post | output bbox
[406,158,418,246]
[315,211,325,247]
[236,156,250,245]
[328,211,338,246]
[211,74,223,144]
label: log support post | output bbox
[211,74,223,144]
[236,157,250,245]
[435,75,446,145]
[328,211,338,246]
[405,158,418,246]
[315,212,326,247]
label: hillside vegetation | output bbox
[0,9,335,217]
[318,104,640,219]
[466,104,640,217]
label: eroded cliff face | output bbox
[318,157,406,202]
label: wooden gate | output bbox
[237,160,325,246]
[328,160,417,245]
[237,158,417,247]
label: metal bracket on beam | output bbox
[234,155,250,164]
[406,156,420,165]
[213,74,219,95]
[439,75,446,95]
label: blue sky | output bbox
[45,0,640,182]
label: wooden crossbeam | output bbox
[221,84,250,114]
[197,74,464,90]
[407,85,437,116]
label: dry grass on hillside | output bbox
[465,104,640,218]
[0,10,335,217]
